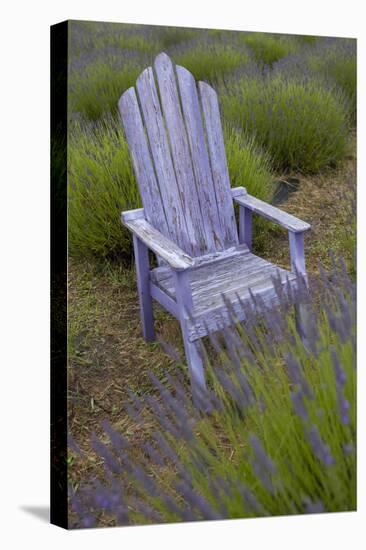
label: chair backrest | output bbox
[118,52,238,257]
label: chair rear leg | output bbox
[133,234,155,342]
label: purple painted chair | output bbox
[119,52,310,398]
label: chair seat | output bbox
[150,250,297,340]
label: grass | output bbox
[221,73,350,173]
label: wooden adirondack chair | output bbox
[118,52,310,398]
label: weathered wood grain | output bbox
[188,278,297,341]
[231,186,247,197]
[150,252,298,340]
[173,269,207,393]
[289,231,306,274]
[192,243,249,269]
[121,208,145,222]
[150,252,297,322]
[133,235,155,342]
[150,282,178,318]
[118,88,169,237]
[239,207,253,250]
[154,53,211,255]
[124,217,194,270]
[135,66,191,253]
[176,64,225,251]
[198,81,238,247]
[235,194,311,233]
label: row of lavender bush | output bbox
[69,255,356,527]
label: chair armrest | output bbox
[121,210,194,271]
[234,194,310,233]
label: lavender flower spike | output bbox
[307,425,334,466]
[249,434,276,475]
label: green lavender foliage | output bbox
[68,115,140,260]
[241,32,300,67]
[307,42,356,121]
[221,73,350,172]
[224,123,274,200]
[173,41,249,83]
[69,52,146,121]
[272,38,356,122]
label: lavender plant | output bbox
[240,32,300,68]
[221,71,349,172]
[224,123,275,201]
[68,48,149,121]
[69,256,356,527]
[68,114,140,260]
[273,37,356,122]
[171,38,251,84]
[69,20,163,59]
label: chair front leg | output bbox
[133,234,155,342]
[173,270,206,399]
[238,205,253,251]
[288,231,308,284]
[288,231,306,276]
[288,230,310,347]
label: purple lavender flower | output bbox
[249,434,276,474]
[69,486,97,528]
[175,480,221,520]
[130,497,163,523]
[303,498,325,514]
[101,419,129,452]
[285,353,313,399]
[248,434,277,493]
[142,441,165,467]
[216,369,247,407]
[331,347,350,425]
[343,442,354,455]
[307,425,334,466]
[332,347,347,386]
[291,390,308,421]
[238,485,267,515]
[67,433,84,456]
[90,432,122,474]
[337,389,350,425]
